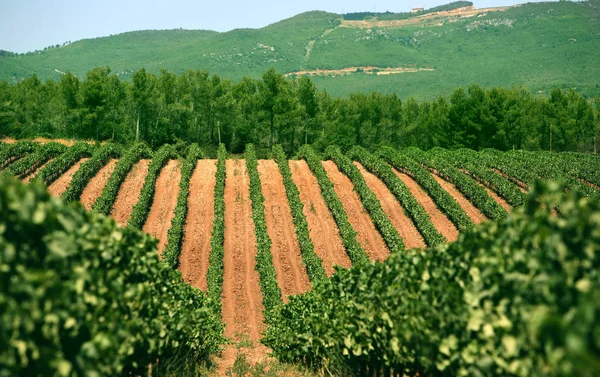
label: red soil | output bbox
[482,185,511,212]
[47,158,89,197]
[579,178,600,190]
[430,173,487,224]
[258,160,311,300]
[354,162,425,249]
[321,160,389,261]
[80,159,118,211]
[393,168,459,242]
[111,159,150,226]
[178,160,218,291]
[143,160,182,255]
[289,160,351,276]
[22,158,54,183]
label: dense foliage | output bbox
[5,142,66,178]
[0,175,224,376]
[36,143,95,185]
[264,181,600,377]
[0,141,37,169]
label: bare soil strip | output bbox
[289,160,351,276]
[322,160,389,261]
[354,162,426,250]
[80,159,118,211]
[143,160,182,255]
[579,178,600,190]
[430,173,487,224]
[492,168,529,193]
[179,160,218,291]
[258,160,311,299]
[111,159,151,226]
[285,66,434,77]
[22,158,54,183]
[47,158,89,197]
[481,184,512,212]
[393,168,459,242]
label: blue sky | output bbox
[1,0,550,53]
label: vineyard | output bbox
[1,139,599,376]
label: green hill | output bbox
[1,1,599,99]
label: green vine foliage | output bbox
[273,144,327,283]
[5,142,67,178]
[0,141,38,169]
[347,146,445,247]
[245,143,283,321]
[264,181,600,377]
[37,143,96,186]
[0,175,224,376]
[91,143,151,215]
[161,144,205,268]
[61,143,122,203]
[326,145,404,253]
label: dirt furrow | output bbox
[47,158,89,197]
[179,160,217,291]
[322,160,389,261]
[481,184,511,212]
[393,168,459,242]
[289,160,351,276]
[81,159,118,210]
[354,162,425,250]
[111,159,150,226]
[22,158,54,183]
[430,173,487,224]
[258,160,311,299]
[143,160,182,255]
[492,168,529,193]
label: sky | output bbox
[1,0,550,53]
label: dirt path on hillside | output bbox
[430,173,486,224]
[179,160,217,291]
[258,160,311,300]
[47,158,89,197]
[289,160,351,276]
[22,158,54,183]
[81,159,118,210]
[111,160,150,226]
[322,161,389,261]
[143,160,182,255]
[393,168,459,242]
[354,162,425,250]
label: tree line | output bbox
[0,66,599,155]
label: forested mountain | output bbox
[1,1,599,99]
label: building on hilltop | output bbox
[411,7,424,13]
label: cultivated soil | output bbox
[481,184,512,212]
[22,158,54,183]
[289,160,351,276]
[80,159,118,211]
[47,158,89,197]
[142,160,182,255]
[179,160,218,291]
[393,168,459,242]
[492,168,529,193]
[430,173,487,224]
[258,160,311,300]
[354,162,426,250]
[321,160,389,261]
[111,159,151,226]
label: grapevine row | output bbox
[297,145,369,265]
[273,144,327,283]
[0,141,37,169]
[161,144,205,268]
[127,145,178,229]
[347,146,446,247]
[6,142,67,178]
[326,145,404,253]
[36,143,95,185]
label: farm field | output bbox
[1,139,599,375]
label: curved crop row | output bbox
[406,147,507,221]
[348,146,446,247]
[245,144,283,320]
[37,143,95,185]
[273,144,327,283]
[5,142,67,178]
[206,144,227,313]
[297,145,368,265]
[91,143,151,215]
[127,144,178,229]
[0,175,224,376]
[477,148,538,188]
[326,145,404,253]
[161,144,205,268]
[377,147,474,232]
[0,141,37,169]
[556,152,600,187]
[264,182,600,377]
[61,143,122,203]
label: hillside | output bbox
[1,1,599,98]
